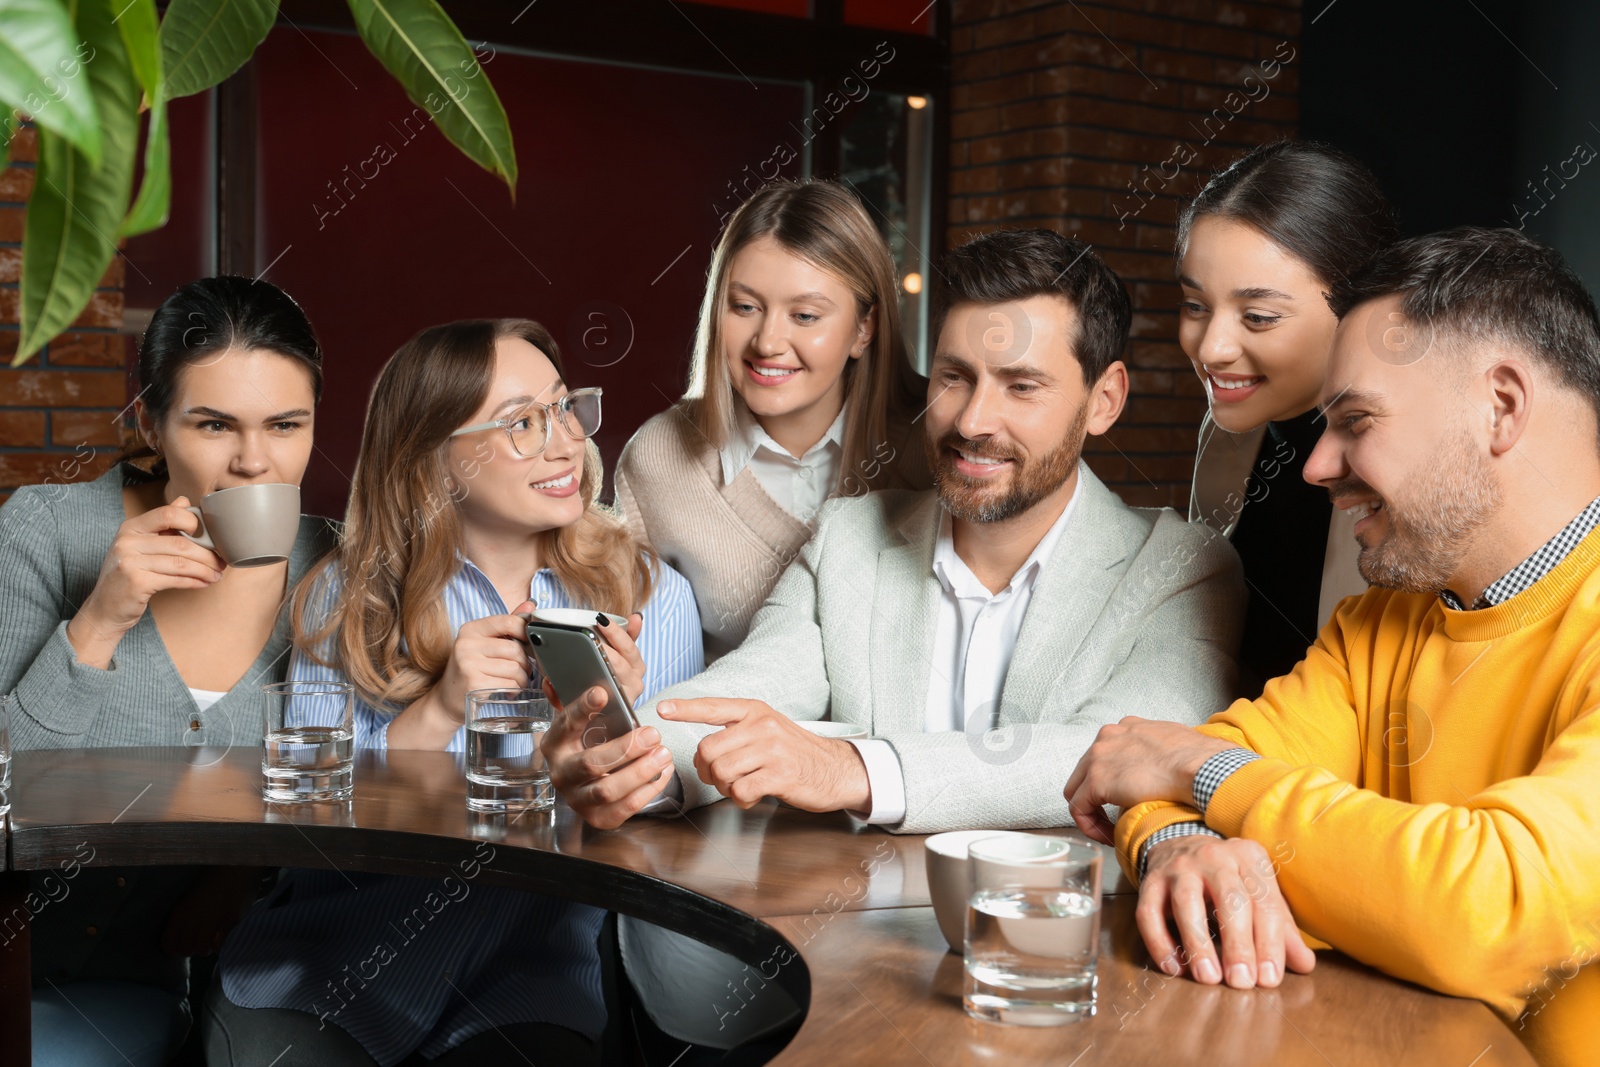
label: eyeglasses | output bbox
[450,388,603,458]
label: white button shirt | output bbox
[849,482,1081,824]
[719,401,845,522]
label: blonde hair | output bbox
[294,318,654,711]
[685,179,924,494]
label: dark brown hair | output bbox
[1329,227,1600,434]
[934,228,1132,384]
[1178,140,1398,292]
[125,276,323,474]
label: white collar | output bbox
[932,466,1082,599]
[719,399,847,486]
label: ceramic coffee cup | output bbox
[532,607,630,629]
[969,833,1082,889]
[924,829,1038,952]
[180,483,300,567]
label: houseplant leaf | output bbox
[346,0,516,194]
[116,0,161,100]
[159,0,278,99]
[0,0,101,165]
[121,95,169,237]
[118,0,167,236]
[16,0,140,364]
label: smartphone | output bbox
[525,609,637,748]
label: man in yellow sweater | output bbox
[1064,226,1600,1067]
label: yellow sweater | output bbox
[1117,526,1600,1067]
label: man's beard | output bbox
[926,402,1087,524]
[1334,425,1501,594]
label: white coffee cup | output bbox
[969,835,1102,962]
[179,483,300,567]
[795,720,869,741]
[532,607,629,629]
[969,833,1080,888]
[924,830,1038,953]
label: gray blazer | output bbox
[637,464,1246,834]
[0,464,338,750]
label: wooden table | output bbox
[1,747,1533,1065]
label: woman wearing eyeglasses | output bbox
[205,319,702,1066]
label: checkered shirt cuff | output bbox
[1192,748,1263,815]
[1138,822,1225,880]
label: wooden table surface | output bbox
[3,746,1534,1066]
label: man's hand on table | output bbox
[1062,717,1237,842]
[542,682,673,830]
[658,699,871,813]
[1137,834,1316,990]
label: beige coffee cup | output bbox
[924,830,1037,952]
[180,483,300,567]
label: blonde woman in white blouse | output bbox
[616,179,929,662]
[611,179,930,1059]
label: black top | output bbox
[1228,408,1332,696]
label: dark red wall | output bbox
[251,28,805,517]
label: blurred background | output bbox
[2,0,1596,517]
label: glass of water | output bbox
[0,693,12,819]
[964,834,1102,1025]
[261,681,354,802]
[465,688,553,813]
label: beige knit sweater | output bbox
[615,401,929,661]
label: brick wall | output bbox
[0,123,129,508]
[947,0,1301,507]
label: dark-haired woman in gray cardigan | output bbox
[0,276,335,1066]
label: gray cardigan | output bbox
[0,464,338,750]
[0,464,337,993]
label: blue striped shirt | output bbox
[218,557,703,1065]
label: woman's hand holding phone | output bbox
[542,681,674,829]
[593,612,645,705]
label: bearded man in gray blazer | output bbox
[547,228,1245,836]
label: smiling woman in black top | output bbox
[1178,141,1398,694]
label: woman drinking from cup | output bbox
[208,318,701,1066]
[1179,140,1398,694]
[0,276,336,1065]
[616,179,929,661]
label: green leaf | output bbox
[115,0,161,101]
[0,110,19,172]
[159,0,278,100]
[120,94,168,237]
[115,0,165,237]
[0,0,101,166]
[346,0,516,195]
[16,0,140,365]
